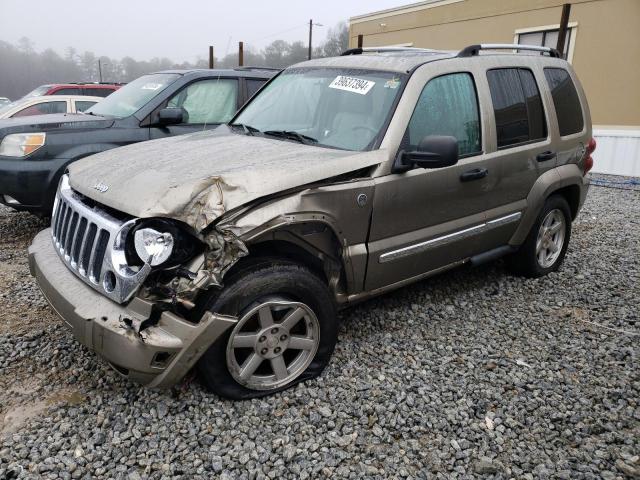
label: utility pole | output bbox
[556,3,571,58]
[209,46,214,69]
[308,20,323,60]
[98,58,103,83]
[238,42,244,67]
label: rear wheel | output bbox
[196,260,338,399]
[509,195,572,278]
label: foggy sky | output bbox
[0,0,405,62]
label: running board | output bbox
[470,245,518,266]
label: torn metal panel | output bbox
[67,126,388,231]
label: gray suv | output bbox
[29,45,594,399]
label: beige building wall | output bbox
[350,0,640,128]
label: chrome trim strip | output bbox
[486,211,522,227]
[379,212,522,264]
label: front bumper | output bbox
[0,156,69,213]
[28,228,236,388]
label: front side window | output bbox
[85,73,180,118]
[544,68,584,136]
[13,101,67,117]
[404,72,481,156]
[487,68,547,148]
[233,68,405,151]
[167,79,238,124]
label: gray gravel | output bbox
[0,175,638,479]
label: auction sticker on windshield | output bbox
[329,76,375,95]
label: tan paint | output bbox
[350,0,640,127]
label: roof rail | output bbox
[341,46,441,56]
[458,44,561,58]
[234,66,281,72]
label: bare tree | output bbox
[0,23,350,100]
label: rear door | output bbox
[149,78,239,139]
[478,62,555,247]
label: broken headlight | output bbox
[134,228,174,266]
[127,219,201,269]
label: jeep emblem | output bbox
[92,181,109,193]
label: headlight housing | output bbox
[128,218,202,269]
[0,133,46,157]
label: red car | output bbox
[22,83,124,99]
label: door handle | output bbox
[536,151,557,162]
[460,168,488,182]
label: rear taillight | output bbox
[583,137,596,175]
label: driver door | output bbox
[365,69,503,291]
[150,78,239,139]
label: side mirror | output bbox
[157,107,185,126]
[394,135,459,172]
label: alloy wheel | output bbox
[226,299,320,390]
[535,208,566,268]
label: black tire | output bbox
[508,194,572,278]
[196,259,338,400]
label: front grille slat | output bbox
[79,223,98,276]
[54,202,67,242]
[59,206,73,251]
[71,217,88,266]
[91,230,110,282]
[64,212,79,258]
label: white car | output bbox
[0,95,102,119]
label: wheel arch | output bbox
[225,220,350,300]
[509,164,585,245]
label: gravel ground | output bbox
[0,175,638,479]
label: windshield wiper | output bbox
[231,123,261,136]
[263,130,318,145]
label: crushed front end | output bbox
[28,176,238,387]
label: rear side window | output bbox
[246,79,266,99]
[487,68,547,148]
[84,88,114,97]
[544,68,584,136]
[75,100,97,112]
[405,72,481,156]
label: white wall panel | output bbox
[592,129,640,177]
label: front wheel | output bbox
[196,260,338,399]
[508,195,572,278]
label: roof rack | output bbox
[458,44,561,58]
[341,46,442,56]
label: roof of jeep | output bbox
[290,50,456,74]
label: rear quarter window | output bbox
[544,68,584,136]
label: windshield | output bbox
[85,73,180,118]
[233,68,405,151]
[22,85,51,99]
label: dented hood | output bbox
[68,126,385,231]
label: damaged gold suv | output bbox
[29,45,594,399]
